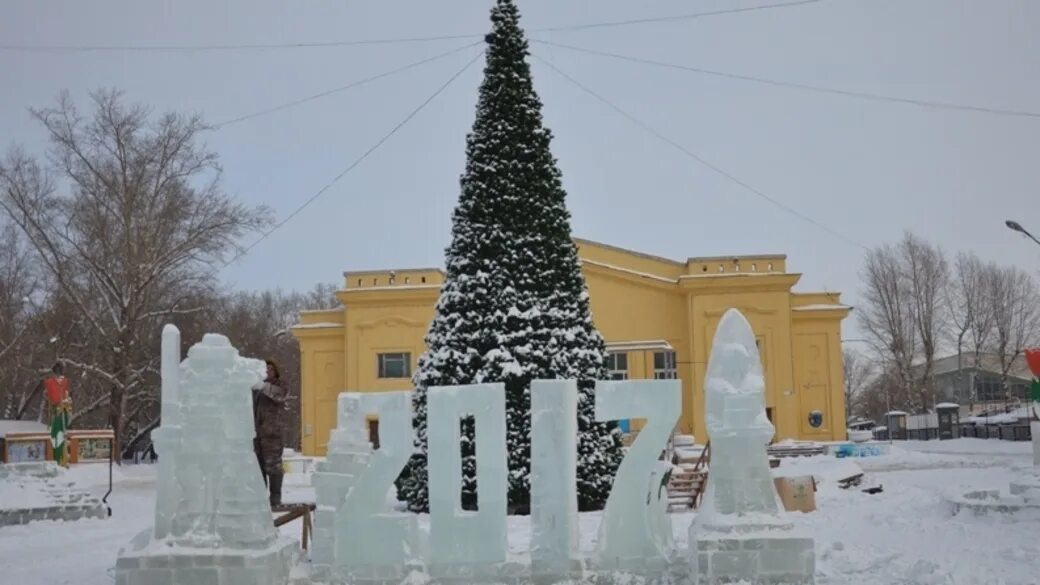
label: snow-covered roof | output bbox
[605,339,674,352]
[793,304,851,312]
[0,420,48,436]
[338,284,442,293]
[885,410,909,416]
[936,402,960,409]
[580,259,678,284]
[290,322,343,330]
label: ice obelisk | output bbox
[689,309,815,585]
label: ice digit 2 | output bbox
[427,383,507,566]
[334,391,421,570]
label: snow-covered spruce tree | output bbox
[397,0,624,513]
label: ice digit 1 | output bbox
[427,383,507,567]
[152,324,182,539]
[334,391,420,571]
[594,379,681,568]
[529,380,580,576]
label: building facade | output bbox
[929,353,1033,414]
[291,238,851,456]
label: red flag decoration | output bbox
[1026,348,1040,379]
[45,376,69,406]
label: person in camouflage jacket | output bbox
[253,360,289,507]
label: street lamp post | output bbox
[1006,220,1040,247]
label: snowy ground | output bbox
[1,440,1039,584]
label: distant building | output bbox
[928,353,1032,413]
[292,238,851,456]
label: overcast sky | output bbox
[2,0,1038,342]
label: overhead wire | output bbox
[1,1,822,52]
[222,49,485,268]
[532,40,1040,120]
[212,41,482,129]
[529,53,869,251]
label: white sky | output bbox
[2,0,1038,343]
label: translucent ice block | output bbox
[529,380,580,575]
[427,383,507,566]
[697,308,787,529]
[335,391,421,569]
[594,379,680,567]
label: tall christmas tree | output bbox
[397,0,624,513]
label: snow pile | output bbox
[5,439,1040,584]
[0,462,107,526]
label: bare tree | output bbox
[843,348,875,421]
[0,89,272,455]
[859,242,916,412]
[901,233,948,410]
[859,232,949,412]
[987,265,1040,407]
[946,253,994,405]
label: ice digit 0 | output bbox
[427,383,507,569]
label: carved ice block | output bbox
[334,391,421,569]
[594,379,681,568]
[697,309,787,529]
[530,380,581,575]
[427,383,507,566]
[153,324,182,540]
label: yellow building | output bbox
[292,238,851,456]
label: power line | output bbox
[1,1,822,53]
[529,53,868,251]
[223,49,484,269]
[537,0,822,33]
[533,40,1040,120]
[212,41,481,129]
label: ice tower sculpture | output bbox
[689,309,815,585]
[115,326,298,585]
[310,393,372,581]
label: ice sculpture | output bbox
[529,380,581,578]
[594,379,680,572]
[311,393,371,579]
[427,383,508,574]
[115,327,297,585]
[689,309,815,584]
[333,391,421,579]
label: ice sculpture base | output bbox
[291,559,700,585]
[693,528,815,585]
[115,529,299,585]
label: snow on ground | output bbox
[2,440,1040,584]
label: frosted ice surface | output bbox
[334,391,421,571]
[427,383,507,566]
[594,379,680,568]
[117,327,297,585]
[166,333,273,547]
[311,393,373,576]
[529,380,580,575]
[696,309,787,530]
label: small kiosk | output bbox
[885,411,909,441]
[935,403,961,440]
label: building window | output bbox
[377,352,411,379]
[653,351,678,380]
[605,352,628,380]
